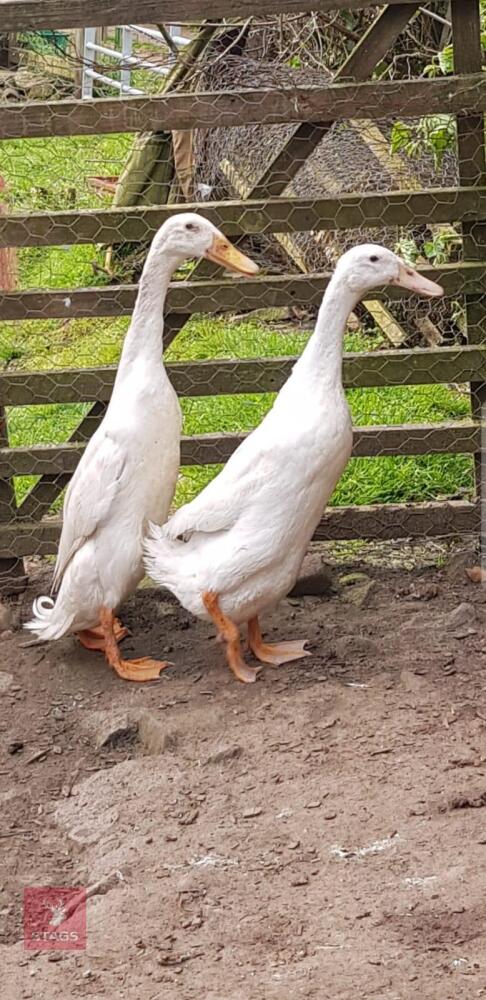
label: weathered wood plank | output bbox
[0,346,485,407]
[252,2,421,198]
[0,406,26,594]
[2,187,485,249]
[314,500,480,541]
[0,1,440,33]
[451,0,485,188]
[0,75,484,140]
[0,422,480,478]
[1,263,483,321]
[0,498,478,558]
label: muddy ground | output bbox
[1,541,486,999]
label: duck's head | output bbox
[155,213,259,276]
[335,244,443,298]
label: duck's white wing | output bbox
[163,480,238,541]
[163,448,267,541]
[52,433,126,591]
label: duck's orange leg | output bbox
[99,607,169,682]
[77,617,129,652]
[203,591,258,684]
[248,616,310,666]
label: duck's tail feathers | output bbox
[24,594,74,641]
[143,522,183,589]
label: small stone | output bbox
[290,876,309,887]
[178,809,199,826]
[305,801,321,809]
[205,745,242,765]
[94,712,139,750]
[446,603,476,630]
[8,740,24,755]
[243,807,263,819]
[341,578,376,608]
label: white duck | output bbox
[26,213,258,681]
[144,245,443,683]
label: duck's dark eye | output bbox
[369,254,379,262]
[185,222,197,231]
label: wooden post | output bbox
[451,0,486,552]
[0,408,27,595]
[0,33,15,69]
[0,181,26,594]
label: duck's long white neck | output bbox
[117,238,182,374]
[293,269,359,394]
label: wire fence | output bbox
[0,0,484,592]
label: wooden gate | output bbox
[0,0,484,593]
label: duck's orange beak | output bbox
[393,262,443,298]
[205,235,259,277]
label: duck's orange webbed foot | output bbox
[110,656,170,682]
[203,591,258,684]
[77,618,129,652]
[99,608,170,683]
[248,617,311,666]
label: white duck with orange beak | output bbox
[26,214,258,680]
[145,245,443,684]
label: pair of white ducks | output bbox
[27,213,443,683]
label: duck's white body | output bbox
[36,367,180,638]
[27,244,182,640]
[145,269,354,625]
[145,245,443,643]
[146,349,351,625]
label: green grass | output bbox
[0,133,475,515]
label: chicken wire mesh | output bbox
[0,5,484,586]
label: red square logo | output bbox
[23,887,87,951]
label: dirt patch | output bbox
[1,547,486,998]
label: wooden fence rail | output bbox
[1,346,486,406]
[0,500,479,560]
[0,423,480,479]
[1,75,484,139]
[1,187,485,248]
[0,0,446,33]
[2,263,486,321]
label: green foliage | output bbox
[390,115,456,170]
